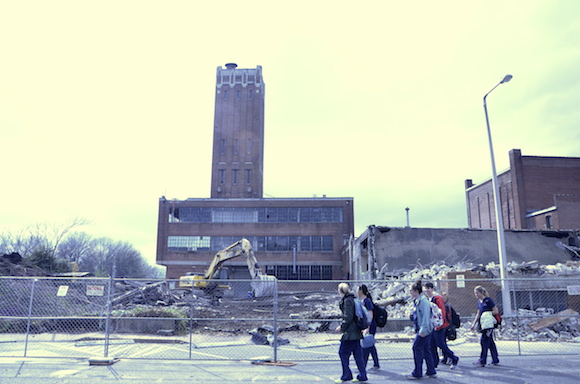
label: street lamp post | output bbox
[483,74,513,317]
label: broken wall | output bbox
[362,227,573,277]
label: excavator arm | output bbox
[203,238,259,279]
[180,238,275,299]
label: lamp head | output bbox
[501,74,513,84]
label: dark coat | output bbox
[339,292,363,341]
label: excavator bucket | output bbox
[251,273,276,297]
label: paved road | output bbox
[1,354,579,384]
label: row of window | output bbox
[220,75,256,83]
[265,265,333,280]
[222,89,254,100]
[167,236,334,252]
[219,169,251,185]
[169,207,344,223]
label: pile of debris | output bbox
[0,252,46,276]
[500,308,580,342]
[112,280,184,308]
[365,260,580,342]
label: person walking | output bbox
[357,284,380,370]
[334,283,368,383]
[406,280,436,380]
[424,282,459,369]
[470,285,500,367]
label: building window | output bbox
[223,90,228,100]
[236,90,240,100]
[248,90,253,100]
[168,236,210,251]
[546,215,552,229]
[246,169,251,184]
[219,170,225,185]
[247,138,252,154]
[233,139,239,154]
[167,207,344,223]
[168,236,333,253]
[264,264,333,280]
[220,139,226,155]
[233,169,238,185]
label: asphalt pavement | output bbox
[1,354,579,384]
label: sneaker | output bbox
[352,380,360,383]
[405,374,421,380]
[473,360,485,367]
[491,362,500,366]
[427,374,437,378]
[333,380,345,383]
[440,358,450,365]
[451,357,459,369]
[371,365,381,370]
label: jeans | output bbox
[480,329,499,365]
[362,345,379,368]
[338,340,368,381]
[412,333,436,378]
[431,328,458,365]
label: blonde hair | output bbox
[338,283,350,294]
[474,285,488,296]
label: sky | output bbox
[1,1,579,266]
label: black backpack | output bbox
[373,305,388,327]
[445,303,461,327]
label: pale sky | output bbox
[1,1,579,266]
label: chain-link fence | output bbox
[1,276,579,361]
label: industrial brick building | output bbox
[465,149,580,231]
[156,64,354,279]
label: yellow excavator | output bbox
[179,238,275,300]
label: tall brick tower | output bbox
[210,63,265,198]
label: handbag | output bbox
[446,325,457,341]
[360,334,375,349]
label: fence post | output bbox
[511,279,521,355]
[273,278,279,362]
[23,278,37,357]
[104,265,116,357]
[189,290,194,360]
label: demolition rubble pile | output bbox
[365,260,580,342]
[108,260,580,343]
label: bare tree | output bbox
[2,219,160,278]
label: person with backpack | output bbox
[470,285,500,367]
[334,283,368,383]
[357,284,380,371]
[406,280,436,380]
[424,283,459,369]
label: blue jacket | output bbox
[413,294,433,336]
